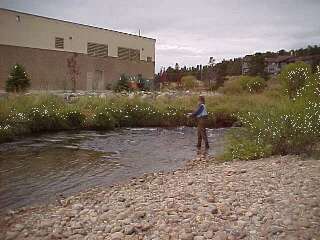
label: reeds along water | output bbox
[0,93,268,142]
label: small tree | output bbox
[279,62,312,99]
[113,74,130,92]
[239,76,267,93]
[181,75,197,90]
[296,65,320,101]
[248,53,268,78]
[67,53,79,92]
[6,64,31,93]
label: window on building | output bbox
[147,57,152,62]
[130,49,140,61]
[87,42,108,58]
[118,47,140,61]
[55,37,64,49]
[118,47,130,60]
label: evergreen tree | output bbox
[6,64,31,92]
[248,53,268,78]
[175,63,180,70]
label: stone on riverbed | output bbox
[110,231,124,240]
[72,203,84,211]
[124,225,136,235]
[5,231,19,240]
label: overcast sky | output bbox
[1,0,320,72]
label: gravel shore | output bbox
[1,155,319,240]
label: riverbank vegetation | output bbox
[218,76,267,94]
[1,63,319,161]
[0,92,278,143]
[224,63,320,160]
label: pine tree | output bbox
[6,64,31,92]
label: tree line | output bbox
[155,44,320,89]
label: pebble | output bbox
[214,231,228,240]
[5,231,19,240]
[124,225,135,235]
[209,205,218,214]
[14,224,25,231]
[204,230,214,238]
[110,232,124,240]
[194,236,205,240]
[135,211,146,219]
[72,203,83,211]
[180,232,194,240]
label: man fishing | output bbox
[190,95,209,150]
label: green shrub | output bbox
[239,76,266,93]
[63,109,86,128]
[223,64,320,161]
[181,75,197,90]
[278,61,312,99]
[160,105,189,126]
[6,64,31,93]
[0,125,15,142]
[224,70,320,160]
[92,108,117,130]
[113,74,130,92]
[219,76,266,94]
[28,106,63,131]
[224,129,272,160]
[219,77,244,94]
[211,111,238,128]
[296,65,320,102]
[118,103,149,127]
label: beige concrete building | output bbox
[0,8,155,91]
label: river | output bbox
[0,127,227,212]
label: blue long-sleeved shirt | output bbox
[192,104,208,118]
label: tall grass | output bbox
[0,93,280,143]
[224,65,320,160]
[219,76,267,95]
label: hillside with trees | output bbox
[155,45,320,89]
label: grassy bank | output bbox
[0,93,280,143]
[1,63,318,161]
[223,64,320,160]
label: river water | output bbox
[0,127,227,211]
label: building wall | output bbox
[0,44,155,90]
[0,8,155,62]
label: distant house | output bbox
[264,55,295,75]
[242,53,320,76]
[241,55,252,75]
[265,54,320,75]
[294,54,320,67]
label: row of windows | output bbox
[118,47,140,61]
[54,37,152,62]
[87,42,108,58]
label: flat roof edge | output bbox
[0,8,156,41]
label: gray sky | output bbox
[1,0,320,72]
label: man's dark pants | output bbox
[197,118,209,149]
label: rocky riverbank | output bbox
[1,155,319,240]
